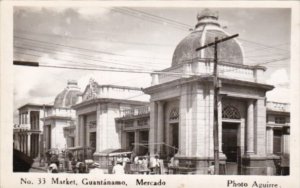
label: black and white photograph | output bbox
[1,1,300,188]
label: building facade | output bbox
[266,102,290,157]
[115,106,150,155]
[13,9,290,176]
[141,10,287,175]
[72,79,149,160]
[13,104,52,158]
[42,80,80,152]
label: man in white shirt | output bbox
[112,159,125,174]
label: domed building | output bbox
[43,81,81,152]
[54,80,81,108]
[172,9,244,67]
[143,9,278,175]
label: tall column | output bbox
[35,135,38,157]
[27,111,31,126]
[255,99,267,156]
[38,133,41,158]
[179,88,190,157]
[134,131,139,154]
[24,134,27,154]
[27,133,31,157]
[266,127,273,154]
[282,134,290,154]
[149,101,158,156]
[96,106,102,153]
[157,101,164,154]
[20,134,23,152]
[218,97,223,153]
[75,116,80,146]
[21,134,24,152]
[246,100,254,154]
[81,116,85,147]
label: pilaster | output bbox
[246,100,254,155]
[149,101,158,156]
[27,133,31,157]
[157,101,165,154]
[255,99,267,156]
[134,130,140,154]
[266,127,273,154]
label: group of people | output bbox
[46,151,176,174]
[111,153,163,174]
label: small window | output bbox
[169,108,179,121]
[137,118,148,126]
[273,129,282,155]
[89,121,96,129]
[124,120,134,128]
[275,117,286,124]
[222,105,241,119]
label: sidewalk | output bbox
[29,158,47,172]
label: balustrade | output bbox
[267,102,290,112]
[153,60,264,85]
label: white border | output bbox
[1,1,299,188]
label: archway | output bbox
[222,105,241,175]
[168,108,179,156]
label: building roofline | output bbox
[42,116,73,121]
[82,83,143,96]
[115,113,150,121]
[18,103,53,110]
[143,76,274,94]
[163,58,267,73]
[72,98,149,110]
[266,110,290,115]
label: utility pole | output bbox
[196,34,238,175]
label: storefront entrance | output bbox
[89,132,96,154]
[222,122,240,175]
[139,131,149,155]
[170,123,179,155]
[126,132,135,151]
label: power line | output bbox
[239,38,290,52]
[122,7,191,28]
[14,41,168,68]
[14,51,109,69]
[110,7,189,32]
[15,29,175,47]
[14,60,202,77]
[243,42,290,54]
[14,45,165,69]
[15,36,169,60]
[122,8,290,57]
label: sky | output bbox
[13,7,291,122]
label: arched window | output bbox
[169,108,179,121]
[222,105,241,119]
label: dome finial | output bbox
[197,9,218,21]
[195,9,220,29]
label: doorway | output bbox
[47,125,51,149]
[170,123,179,155]
[222,122,240,175]
[139,131,149,155]
[126,132,135,151]
[89,132,96,154]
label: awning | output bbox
[97,148,132,157]
[66,146,95,151]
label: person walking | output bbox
[112,159,125,174]
[149,155,160,174]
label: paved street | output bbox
[29,159,47,173]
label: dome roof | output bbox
[54,80,81,108]
[172,9,244,67]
